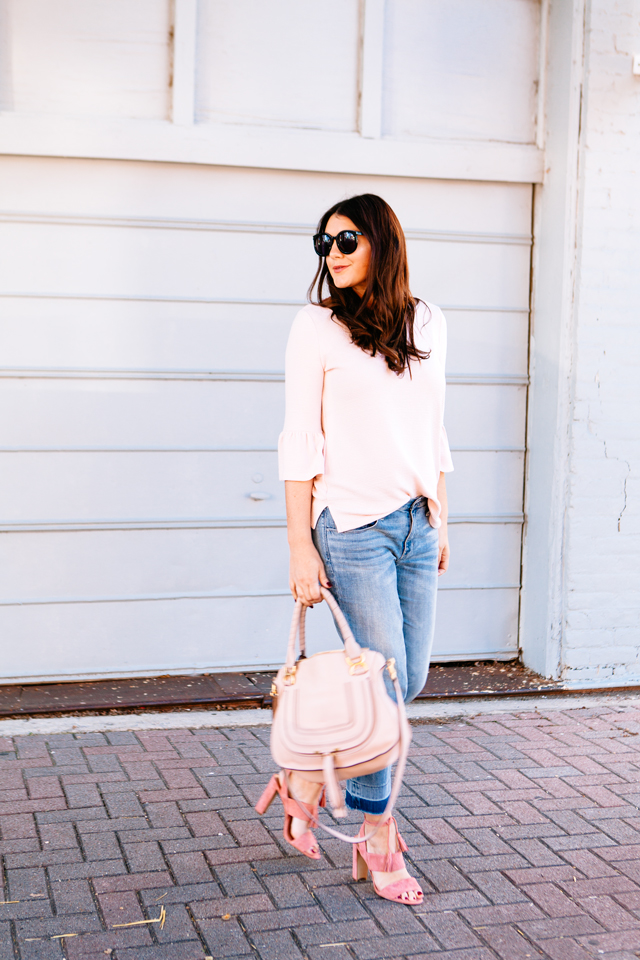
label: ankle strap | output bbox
[364,814,394,827]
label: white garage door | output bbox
[0,0,540,680]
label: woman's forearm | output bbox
[437,471,450,575]
[437,471,448,523]
[284,479,329,603]
[285,479,315,546]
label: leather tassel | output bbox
[322,754,347,817]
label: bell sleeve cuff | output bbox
[278,430,325,481]
[440,424,454,473]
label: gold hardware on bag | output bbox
[269,681,279,717]
[386,657,398,681]
[346,654,367,675]
[283,666,297,686]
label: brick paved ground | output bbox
[4,705,640,959]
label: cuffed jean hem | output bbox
[345,790,391,815]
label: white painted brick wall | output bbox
[562,0,640,681]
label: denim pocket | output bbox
[319,507,335,531]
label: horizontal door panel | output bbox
[444,522,522,588]
[445,310,529,378]
[0,157,533,236]
[0,380,285,448]
[445,384,527,449]
[0,527,290,601]
[1,381,526,451]
[0,450,524,522]
[0,223,531,309]
[0,451,283,522]
[0,301,529,380]
[0,521,520,601]
[0,300,294,371]
[317,586,520,662]
[408,239,531,310]
[444,451,525,515]
[432,588,520,661]
[0,222,317,302]
[0,595,299,681]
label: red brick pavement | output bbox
[3,707,640,957]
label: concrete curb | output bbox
[1,690,640,736]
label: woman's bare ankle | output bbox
[363,815,390,852]
[288,771,323,806]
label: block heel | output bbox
[353,845,369,881]
[255,775,279,815]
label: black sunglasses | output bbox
[313,230,363,257]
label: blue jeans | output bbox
[312,497,439,814]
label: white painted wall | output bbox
[561,0,640,683]
[522,0,640,685]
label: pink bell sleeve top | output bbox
[278,301,454,533]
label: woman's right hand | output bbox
[289,542,331,606]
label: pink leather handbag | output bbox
[270,587,411,841]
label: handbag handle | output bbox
[285,587,362,669]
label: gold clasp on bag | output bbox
[386,657,398,681]
[283,666,297,686]
[346,654,367,675]
[269,681,279,717]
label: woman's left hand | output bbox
[438,523,450,576]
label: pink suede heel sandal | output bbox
[353,816,423,904]
[255,772,325,860]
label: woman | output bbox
[261,194,452,904]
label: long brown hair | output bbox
[308,194,429,374]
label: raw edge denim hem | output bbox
[345,790,390,814]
